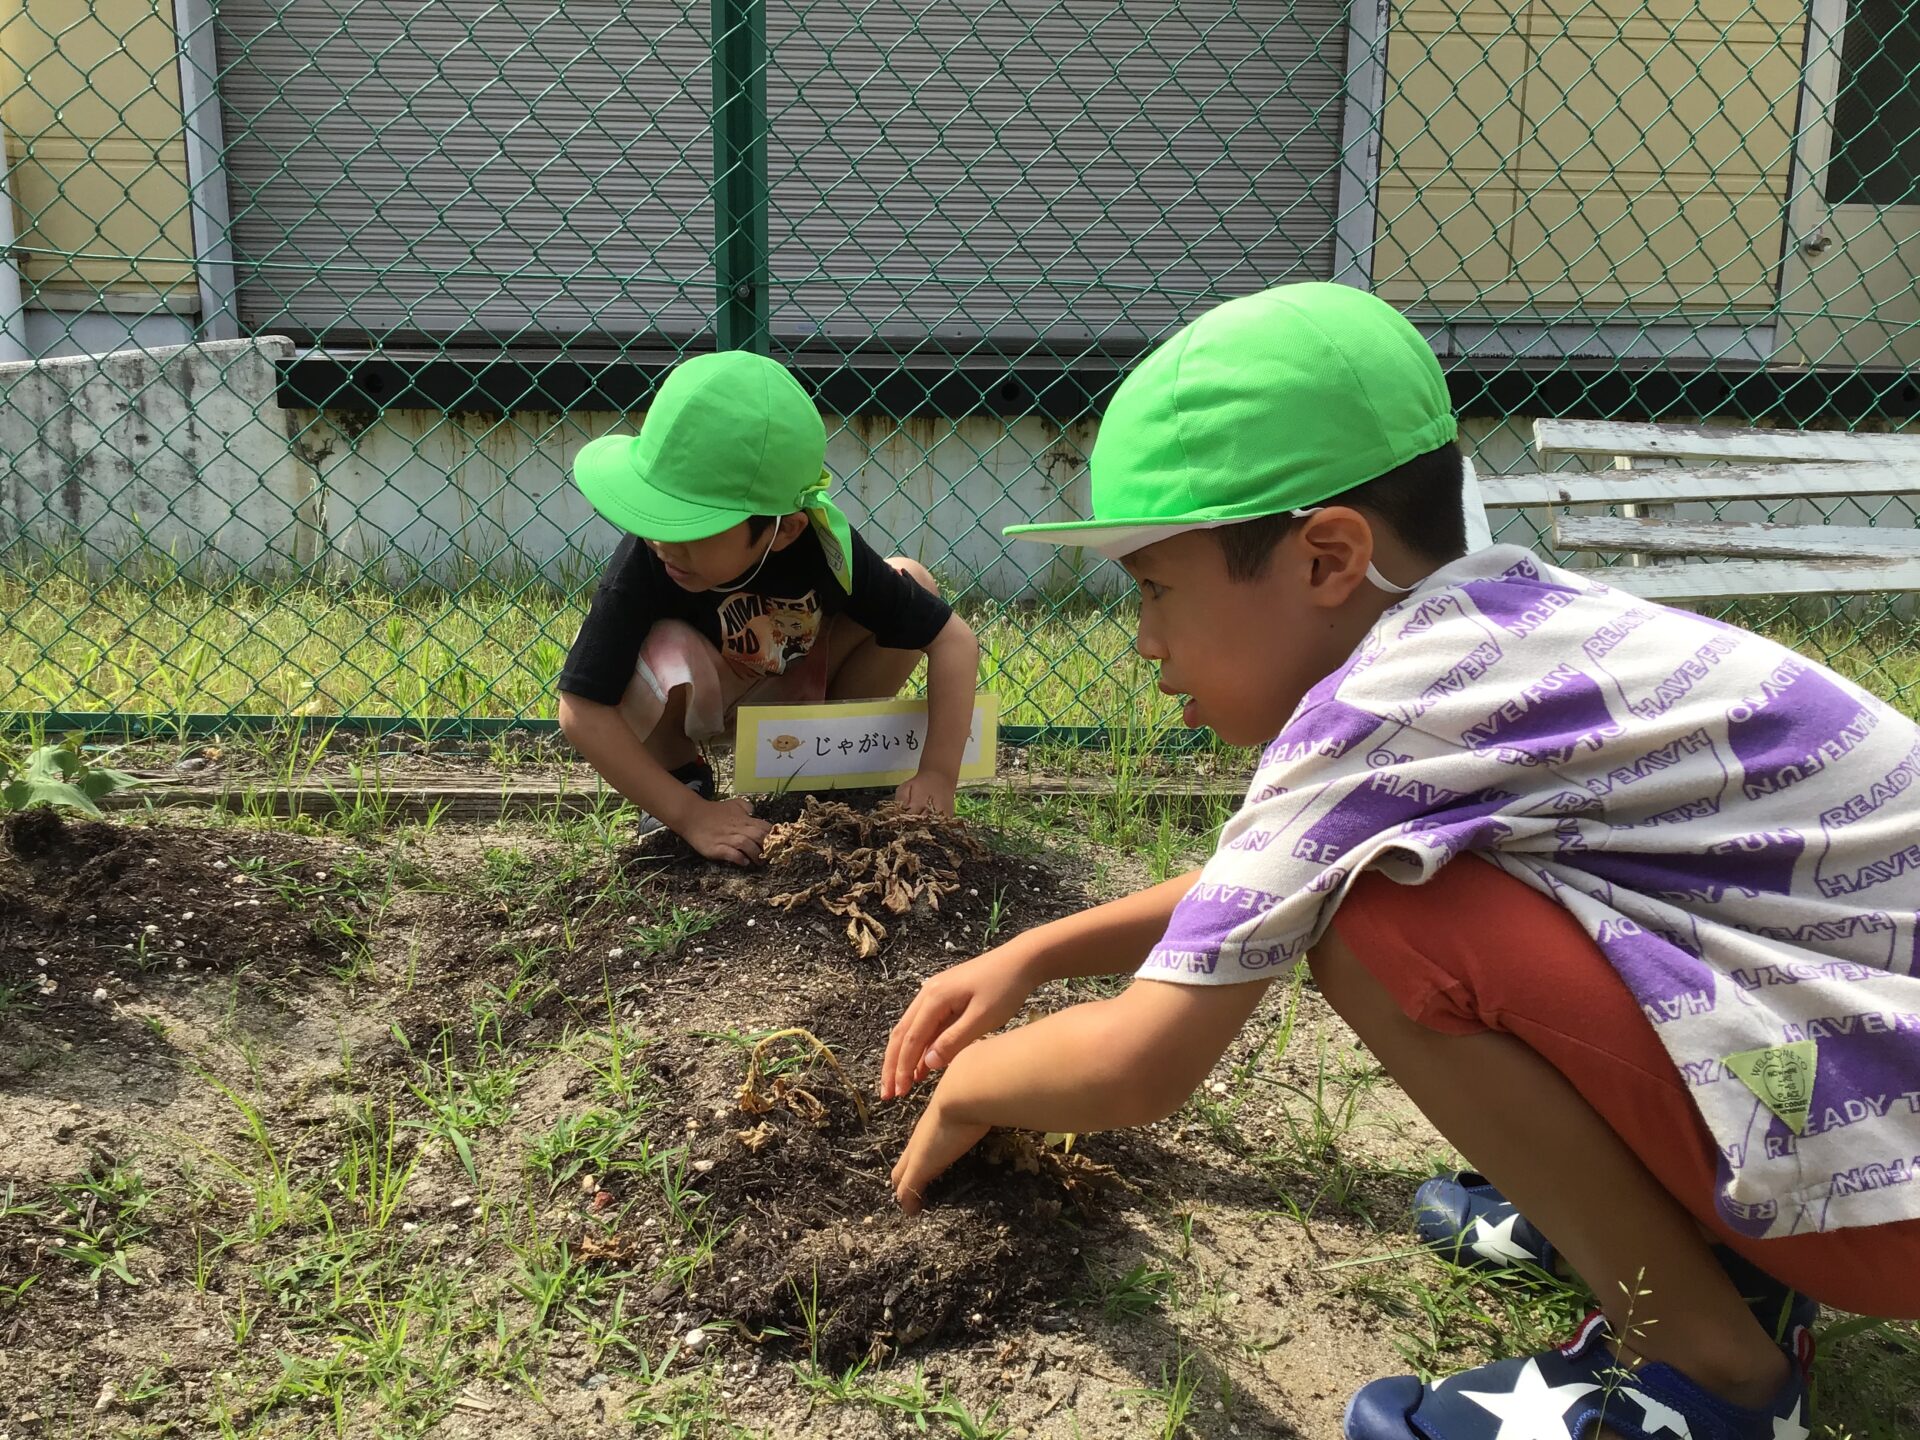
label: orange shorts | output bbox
[1329,856,1920,1319]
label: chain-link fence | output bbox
[2,0,1918,741]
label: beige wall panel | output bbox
[5,3,185,135]
[1,0,193,294]
[1779,206,1920,368]
[1529,0,1802,37]
[8,145,193,288]
[1377,0,1807,312]
[1375,180,1524,305]
[1396,0,1528,26]
[1384,34,1532,177]
[1517,29,1800,183]
[1505,179,1788,308]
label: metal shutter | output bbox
[763,0,1349,352]
[213,0,715,347]
[213,1,1346,352]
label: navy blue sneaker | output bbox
[635,758,717,839]
[1415,1170,1563,1274]
[1346,1310,1813,1440]
[1414,1171,1818,1342]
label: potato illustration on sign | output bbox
[769,733,803,755]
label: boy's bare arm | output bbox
[880,866,1201,1099]
[555,692,769,865]
[890,975,1272,1213]
[895,613,980,813]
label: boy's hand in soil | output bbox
[893,767,958,815]
[891,1100,990,1216]
[881,942,1040,1099]
[679,795,771,866]
[880,869,1206,1102]
[890,978,1271,1214]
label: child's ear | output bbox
[1295,507,1375,607]
[771,512,812,550]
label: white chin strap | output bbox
[1290,507,1416,594]
[710,521,782,594]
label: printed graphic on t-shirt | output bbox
[716,591,822,677]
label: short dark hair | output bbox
[1212,441,1467,583]
[745,514,777,540]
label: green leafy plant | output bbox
[0,742,142,815]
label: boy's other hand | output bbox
[881,944,1037,1100]
[680,796,771,866]
[890,1099,990,1216]
[893,769,958,815]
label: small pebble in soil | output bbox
[684,1327,711,1352]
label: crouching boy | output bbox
[881,283,1920,1440]
[557,352,979,864]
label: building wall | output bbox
[1375,0,1805,316]
[0,0,196,312]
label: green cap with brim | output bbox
[1004,283,1457,561]
[574,350,856,588]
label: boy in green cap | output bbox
[558,351,980,864]
[879,283,1920,1438]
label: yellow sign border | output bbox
[734,694,1000,793]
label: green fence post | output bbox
[712,0,770,354]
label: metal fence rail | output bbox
[2,0,1918,739]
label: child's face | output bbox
[1122,523,1381,745]
[645,516,799,591]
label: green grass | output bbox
[0,554,1173,730]
[11,553,1920,742]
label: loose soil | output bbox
[0,799,1913,1439]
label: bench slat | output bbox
[1533,418,1920,465]
[1479,461,1920,508]
[1586,556,1920,603]
[1555,515,1920,561]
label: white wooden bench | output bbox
[1472,420,1920,605]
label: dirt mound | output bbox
[0,810,363,1038]
[630,792,1052,964]
[607,981,1128,1368]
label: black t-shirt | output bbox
[558,526,953,706]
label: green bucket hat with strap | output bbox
[1005,282,1457,560]
[574,350,855,589]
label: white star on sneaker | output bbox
[1772,1401,1810,1440]
[1624,1388,1693,1438]
[1468,1212,1538,1266]
[1458,1357,1600,1440]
